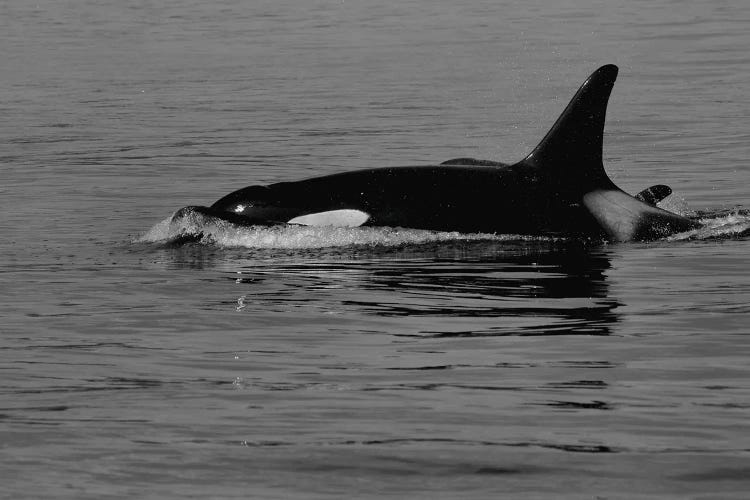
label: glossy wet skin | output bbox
[181,65,702,242]
[208,163,606,237]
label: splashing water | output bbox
[135,203,750,249]
[666,209,750,241]
[653,196,750,240]
[656,193,692,217]
[134,208,554,249]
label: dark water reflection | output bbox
[148,238,621,338]
[341,243,619,338]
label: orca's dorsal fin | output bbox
[520,64,618,187]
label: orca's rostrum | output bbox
[175,65,700,242]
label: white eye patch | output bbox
[287,209,370,227]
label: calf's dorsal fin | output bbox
[635,184,672,206]
[440,158,508,167]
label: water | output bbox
[2,0,749,498]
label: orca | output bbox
[175,64,700,242]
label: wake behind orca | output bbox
[170,65,702,243]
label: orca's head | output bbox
[209,185,273,215]
[206,184,302,225]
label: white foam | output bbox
[135,206,749,248]
[134,208,554,249]
[135,208,232,244]
[666,211,750,241]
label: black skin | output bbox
[208,163,606,238]
[206,162,672,238]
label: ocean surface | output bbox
[2,1,749,498]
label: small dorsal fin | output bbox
[635,185,672,206]
[520,64,619,187]
[440,158,508,167]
